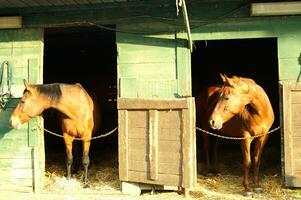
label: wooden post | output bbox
[148,110,158,180]
[119,110,129,180]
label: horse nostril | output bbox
[209,119,215,126]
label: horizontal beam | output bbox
[251,1,301,16]
[0,16,22,29]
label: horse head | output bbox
[208,74,252,130]
[10,80,46,129]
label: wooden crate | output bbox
[118,97,196,195]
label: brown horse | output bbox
[196,74,274,196]
[10,80,98,188]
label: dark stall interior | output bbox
[191,38,280,174]
[43,26,118,175]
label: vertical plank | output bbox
[181,107,188,188]
[148,110,158,180]
[33,116,44,193]
[282,82,293,186]
[28,58,38,84]
[189,97,197,189]
[28,118,38,147]
[176,36,191,97]
[119,110,129,180]
[181,98,195,189]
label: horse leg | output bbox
[241,138,253,196]
[202,133,211,175]
[64,134,74,180]
[82,140,91,188]
[212,137,220,175]
[72,140,81,174]
[253,135,268,193]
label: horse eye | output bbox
[21,100,25,104]
[224,97,229,100]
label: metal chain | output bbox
[34,123,280,141]
[196,126,281,140]
[34,125,118,141]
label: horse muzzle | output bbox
[209,117,223,130]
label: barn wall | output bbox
[0,28,44,192]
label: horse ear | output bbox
[223,74,236,87]
[220,73,226,82]
[23,79,34,91]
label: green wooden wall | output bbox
[117,27,191,98]
[0,28,44,192]
[187,16,301,81]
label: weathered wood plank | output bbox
[118,42,175,64]
[118,63,176,80]
[148,110,158,180]
[118,110,129,180]
[119,78,178,98]
[128,110,147,128]
[0,158,32,169]
[128,160,181,175]
[128,138,181,153]
[127,171,181,186]
[158,110,181,129]
[0,178,32,193]
[0,168,32,179]
[251,2,301,16]
[0,147,32,158]
[128,127,181,141]
[291,104,301,126]
[291,91,301,104]
[129,150,181,163]
[118,98,190,110]
[279,58,301,81]
[292,126,301,136]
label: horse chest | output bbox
[61,117,88,136]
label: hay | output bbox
[41,147,301,200]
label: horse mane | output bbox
[35,83,62,103]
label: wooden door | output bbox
[116,25,196,191]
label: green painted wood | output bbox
[0,28,43,193]
[117,30,180,98]
[278,35,301,59]
[176,37,191,97]
[279,58,301,81]
[0,147,32,158]
[119,63,176,80]
[0,158,32,169]
[28,118,38,147]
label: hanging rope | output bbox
[0,61,13,110]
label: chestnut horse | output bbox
[10,80,98,188]
[196,74,274,196]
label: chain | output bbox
[196,126,281,140]
[34,123,280,141]
[34,125,118,141]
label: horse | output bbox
[196,74,274,196]
[10,79,99,188]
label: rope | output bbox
[34,125,118,141]
[196,126,281,140]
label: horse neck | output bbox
[242,84,274,128]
